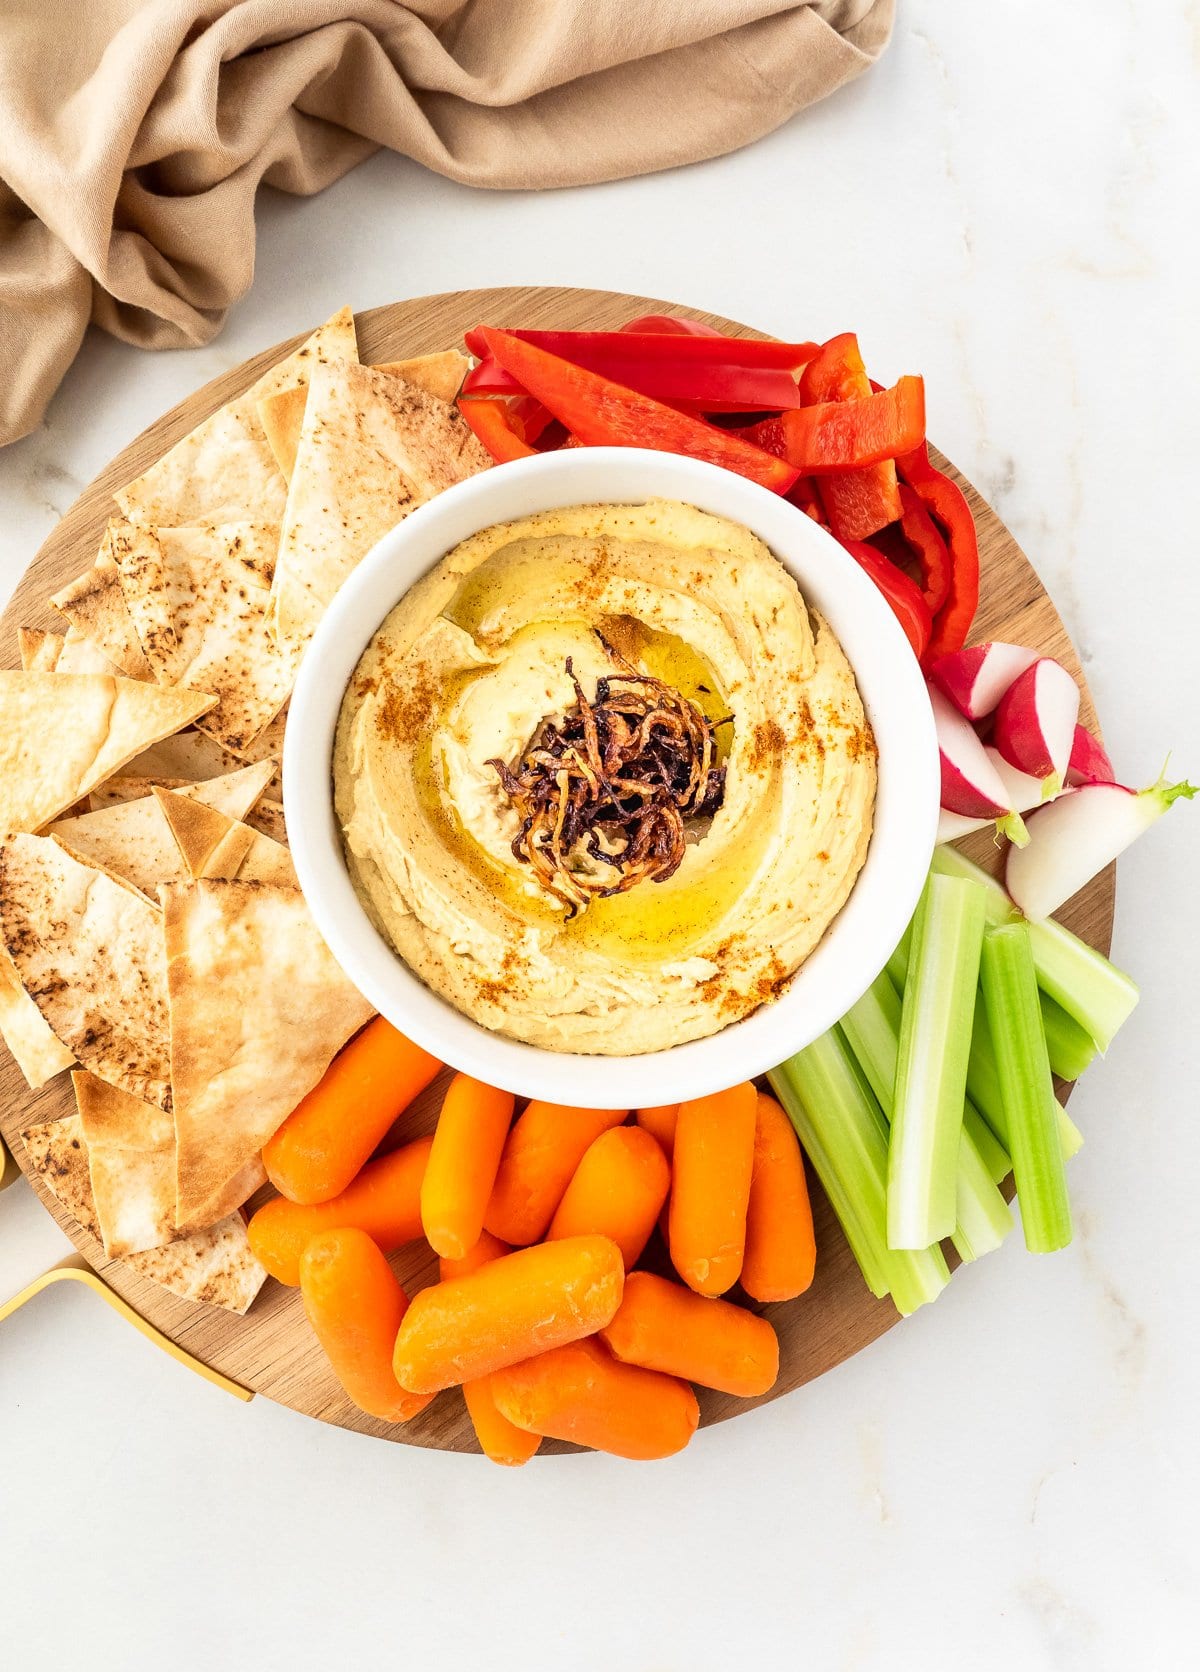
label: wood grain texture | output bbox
[0,288,1115,1454]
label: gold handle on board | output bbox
[1,1175,254,1403]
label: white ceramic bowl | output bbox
[285,448,937,1107]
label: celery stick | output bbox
[951,1125,1014,1262]
[932,845,1138,1051]
[887,875,987,1249]
[769,1034,950,1316]
[885,924,912,994]
[893,916,1099,1080]
[969,993,1084,1161]
[980,924,1073,1253]
[1041,993,1099,1082]
[842,971,1012,1263]
[963,1098,1011,1186]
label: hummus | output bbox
[334,500,876,1054]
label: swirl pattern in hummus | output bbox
[334,500,876,1055]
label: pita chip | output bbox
[114,307,358,528]
[20,626,122,676]
[227,700,287,773]
[120,727,244,785]
[0,834,171,1107]
[50,533,153,679]
[164,879,372,1227]
[0,671,216,838]
[18,628,63,671]
[72,1071,180,1255]
[154,788,295,885]
[244,796,286,845]
[110,519,296,754]
[19,1113,265,1313]
[0,943,74,1087]
[49,761,276,900]
[268,360,491,652]
[258,350,470,482]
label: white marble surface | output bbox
[2,6,1198,1668]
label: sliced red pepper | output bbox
[786,475,827,524]
[462,356,525,398]
[897,483,951,615]
[457,396,537,463]
[800,333,903,540]
[621,315,725,336]
[737,376,924,474]
[466,325,815,371]
[897,440,980,661]
[463,327,816,414]
[839,538,932,661]
[472,327,800,494]
[464,343,803,415]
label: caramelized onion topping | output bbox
[486,657,729,915]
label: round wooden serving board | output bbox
[0,289,1114,1454]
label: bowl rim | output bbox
[284,447,938,1106]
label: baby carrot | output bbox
[463,1379,542,1466]
[491,1337,699,1460]
[438,1229,512,1280]
[547,1126,670,1268]
[438,1230,540,1465]
[247,1136,432,1285]
[421,1073,514,1261]
[669,1082,757,1296]
[263,1017,441,1204]
[483,1102,626,1245]
[393,1234,624,1394]
[601,1270,779,1397]
[299,1227,433,1423]
[635,1104,678,1158]
[741,1091,816,1303]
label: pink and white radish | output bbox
[927,641,1039,721]
[936,744,1061,843]
[929,685,1028,843]
[1067,724,1115,787]
[937,808,990,843]
[1006,776,1196,920]
[992,657,1079,794]
[987,744,1060,814]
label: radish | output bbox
[1067,724,1115,787]
[929,685,1028,843]
[987,744,1061,814]
[992,657,1079,794]
[937,808,990,843]
[1006,776,1196,920]
[927,641,1039,721]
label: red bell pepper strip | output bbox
[738,376,925,474]
[472,327,800,494]
[464,344,805,414]
[897,484,951,615]
[465,325,815,371]
[621,315,724,336]
[463,328,816,414]
[457,396,537,463]
[839,538,932,661]
[462,356,525,398]
[800,333,902,540]
[896,441,980,661]
[786,475,826,524]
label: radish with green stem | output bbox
[1007,775,1196,920]
[930,685,1029,843]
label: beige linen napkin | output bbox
[0,0,893,446]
